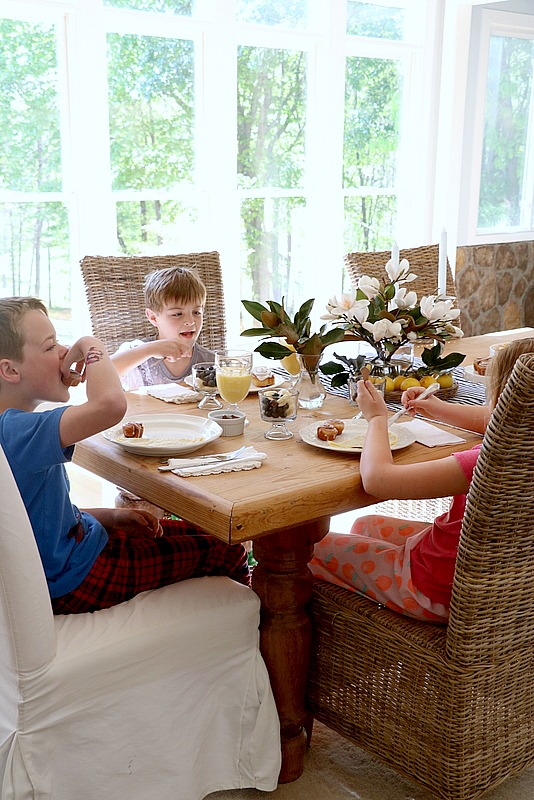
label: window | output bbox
[462,9,534,244]
[0,0,439,343]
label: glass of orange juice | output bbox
[215,350,252,412]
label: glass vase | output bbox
[295,354,326,409]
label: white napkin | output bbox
[403,418,466,447]
[161,446,267,477]
[144,383,200,404]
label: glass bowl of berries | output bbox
[258,387,299,440]
[191,362,222,409]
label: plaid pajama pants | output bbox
[52,519,250,614]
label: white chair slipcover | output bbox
[0,444,280,800]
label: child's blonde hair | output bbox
[0,297,48,360]
[487,338,534,409]
[143,267,206,312]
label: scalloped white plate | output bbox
[299,419,416,454]
[102,413,222,456]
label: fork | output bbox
[158,445,247,470]
[387,382,440,427]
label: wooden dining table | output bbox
[72,327,533,783]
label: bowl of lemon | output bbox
[384,371,457,401]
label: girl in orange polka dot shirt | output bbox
[310,338,534,622]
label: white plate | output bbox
[102,413,222,456]
[299,419,416,454]
[463,365,488,385]
[184,373,286,393]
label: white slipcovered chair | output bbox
[0,444,280,800]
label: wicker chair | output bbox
[306,352,534,800]
[80,252,227,514]
[344,243,456,299]
[80,251,227,354]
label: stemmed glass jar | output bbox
[191,362,222,410]
[214,350,252,413]
[258,387,299,440]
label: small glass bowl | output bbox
[192,362,222,409]
[258,387,298,440]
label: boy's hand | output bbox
[356,379,388,422]
[87,508,164,537]
[60,336,106,382]
[151,338,193,362]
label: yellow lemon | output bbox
[393,374,406,391]
[400,377,421,391]
[437,372,453,389]
[281,351,300,375]
[419,375,437,389]
[384,377,395,393]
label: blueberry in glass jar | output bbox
[260,390,294,419]
[195,364,216,388]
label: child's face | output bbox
[146,300,204,348]
[17,310,71,406]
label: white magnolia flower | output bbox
[358,275,381,299]
[385,257,417,284]
[321,289,361,319]
[346,300,370,325]
[420,296,461,323]
[362,318,403,342]
[392,287,418,310]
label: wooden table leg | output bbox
[251,518,330,783]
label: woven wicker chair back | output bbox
[447,350,534,664]
[80,252,227,354]
[345,243,456,298]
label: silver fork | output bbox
[158,445,247,470]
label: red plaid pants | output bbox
[52,519,250,614]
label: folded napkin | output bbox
[403,418,466,448]
[144,383,200,404]
[161,446,267,477]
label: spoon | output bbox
[387,381,440,427]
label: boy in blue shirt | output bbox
[0,297,249,613]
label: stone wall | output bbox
[455,240,534,337]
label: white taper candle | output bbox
[438,229,447,297]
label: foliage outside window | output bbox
[478,33,534,232]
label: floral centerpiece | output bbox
[320,256,465,391]
[240,298,346,379]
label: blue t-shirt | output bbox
[0,406,108,598]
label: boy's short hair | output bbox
[143,267,207,312]
[0,297,48,360]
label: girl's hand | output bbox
[87,508,164,537]
[356,379,388,422]
[402,386,444,419]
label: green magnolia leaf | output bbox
[319,327,346,346]
[242,299,267,323]
[240,327,274,337]
[331,372,350,388]
[384,283,396,301]
[255,341,293,359]
[320,360,346,375]
[295,298,314,327]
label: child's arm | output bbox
[86,507,163,537]
[111,339,193,376]
[357,380,470,501]
[59,337,127,447]
[401,386,490,434]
